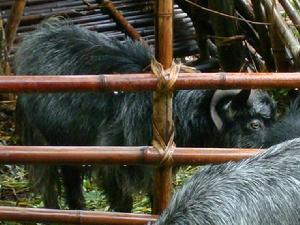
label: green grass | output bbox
[0,164,201,225]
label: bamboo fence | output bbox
[1,0,300,224]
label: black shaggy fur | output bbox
[14,19,276,212]
[241,96,300,148]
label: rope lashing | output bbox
[151,58,180,92]
[152,122,176,166]
[151,58,180,166]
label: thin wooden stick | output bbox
[250,0,276,71]
[0,16,10,75]
[0,15,13,101]
[278,0,300,32]
[294,0,300,11]
[267,1,290,71]
[5,0,26,53]
[261,0,300,67]
[99,0,141,40]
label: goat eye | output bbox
[249,120,263,130]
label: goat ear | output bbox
[210,90,241,131]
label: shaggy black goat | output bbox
[14,19,276,212]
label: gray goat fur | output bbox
[14,19,276,211]
[155,137,300,225]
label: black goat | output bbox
[14,19,276,212]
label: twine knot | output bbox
[151,58,180,166]
[151,58,180,92]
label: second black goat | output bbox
[241,96,300,148]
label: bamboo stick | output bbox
[0,16,10,75]
[5,0,26,53]
[250,0,275,71]
[152,0,174,214]
[100,0,141,40]
[3,4,100,24]
[0,0,59,9]
[2,73,300,92]
[154,1,173,68]
[267,1,290,71]
[278,0,300,33]
[0,15,12,101]
[261,0,300,67]
[294,0,300,11]
[0,146,259,165]
[236,0,255,22]
[2,2,151,23]
[0,206,158,225]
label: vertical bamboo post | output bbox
[5,0,26,53]
[152,0,174,214]
[154,0,173,69]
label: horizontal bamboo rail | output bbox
[0,206,158,225]
[0,146,259,165]
[1,73,300,92]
